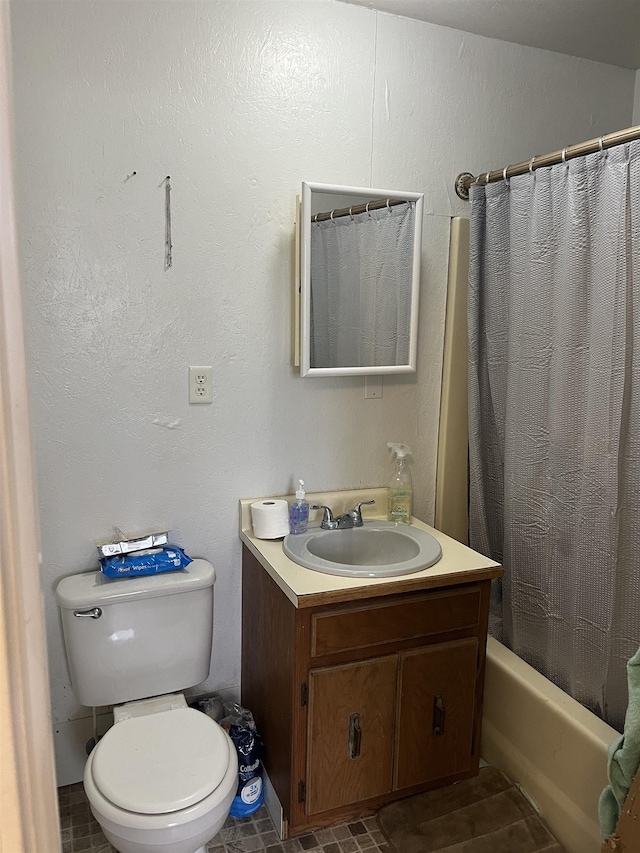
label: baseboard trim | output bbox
[262,770,285,839]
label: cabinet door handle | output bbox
[348,712,362,759]
[433,694,445,737]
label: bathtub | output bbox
[481,637,619,853]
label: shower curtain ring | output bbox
[561,147,568,166]
[483,172,491,185]
[599,136,607,157]
[529,156,537,175]
[502,165,510,186]
[349,206,354,220]
[386,198,391,209]
[330,210,335,222]
[365,201,372,217]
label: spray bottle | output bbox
[387,443,413,524]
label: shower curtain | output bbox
[468,140,640,730]
[310,202,414,368]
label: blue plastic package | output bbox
[100,545,192,578]
[227,723,264,817]
[219,702,264,818]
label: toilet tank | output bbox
[55,559,215,707]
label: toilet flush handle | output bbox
[74,607,102,619]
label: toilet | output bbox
[56,559,238,853]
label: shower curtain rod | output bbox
[454,122,640,200]
[312,196,407,222]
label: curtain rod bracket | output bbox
[455,172,475,200]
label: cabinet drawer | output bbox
[311,586,481,658]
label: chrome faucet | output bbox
[311,500,376,530]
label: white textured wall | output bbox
[9,0,635,759]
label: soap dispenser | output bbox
[289,479,310,534]
[387,443,413,524]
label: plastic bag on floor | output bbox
[220,702,264,817]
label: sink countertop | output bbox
[239,488,502,609]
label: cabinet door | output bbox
[395,638,478,790]
[306,655,397,815]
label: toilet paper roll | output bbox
[250,499,290,539]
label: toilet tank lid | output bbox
[55,558,215,610]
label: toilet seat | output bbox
[92,707,230,814]
[84,730,238,853]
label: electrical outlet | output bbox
[189,366,213,404]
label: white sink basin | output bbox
[283,520,442,578]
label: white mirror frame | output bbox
[300,182,424,377]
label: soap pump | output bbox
[289,479,310,534]
[387,443,413,525]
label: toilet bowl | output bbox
[83,700,238,853]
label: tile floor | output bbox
[58,783,392,853]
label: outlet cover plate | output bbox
[364,376,383,399]
[189,366,213,404]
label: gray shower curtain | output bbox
[468,140,640,730]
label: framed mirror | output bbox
[299,181,424,377]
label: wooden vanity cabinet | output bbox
[241,545,492,837]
